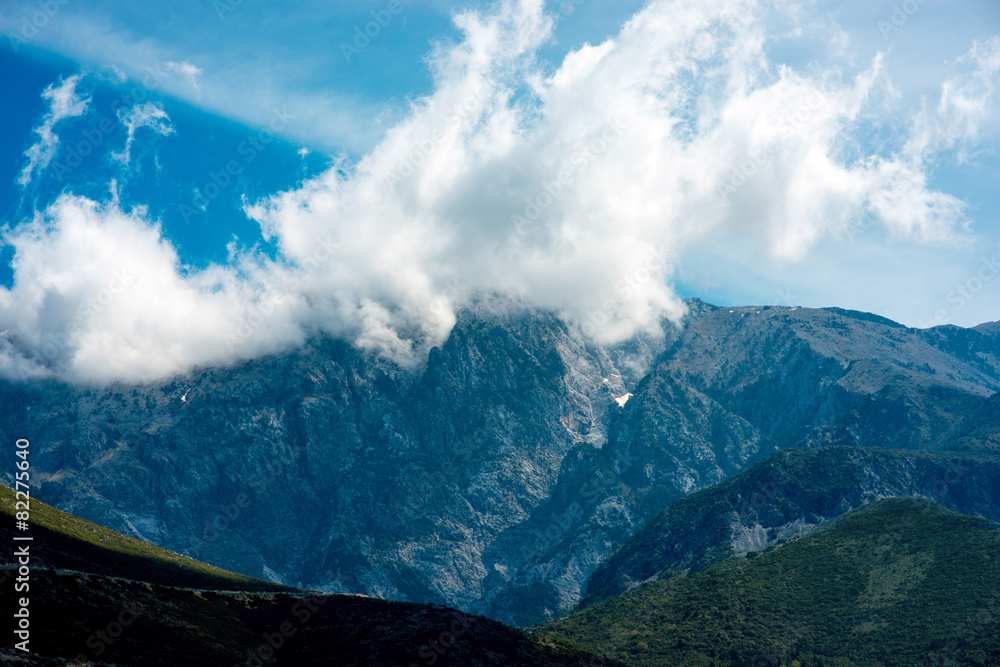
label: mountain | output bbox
[583,445,1000,605]
[939,391,1000,452]
[538,497,1000,666]
[471,302,1000,623]
[0,299,669,626]
[0,472,292,593]
[2,298,999,626]
[0,484,609,666]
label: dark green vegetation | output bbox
[539,498,1000,666]
[0,485,610,666]
[585,446,1000,605]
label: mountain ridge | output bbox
[2,298,998,626]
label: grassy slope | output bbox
[538,498,1000,667]
[0,483,605,666]
[584,446,1000,606]
[1,482,292,592]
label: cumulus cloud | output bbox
[247,0,976,347]
[111,102,175,166]
[0,195,307,384]
[2,0,996,384]
[17,74,90,187]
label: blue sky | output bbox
[1,0,998,383]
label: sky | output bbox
[0,0,998,385]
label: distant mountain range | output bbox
[2,297,999,632]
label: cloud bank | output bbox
[3,0,998,384]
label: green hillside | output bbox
[583,445,1000,606]
[1,482,292,592]
[0,484,608,666]
[538,498,1000,666]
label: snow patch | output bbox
[615,393,632,407]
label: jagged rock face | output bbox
[597,304,1000,518]
[582,446,1000,606]
[1,299,998,626]
[0,301,665,625]
[632,304,1000,449]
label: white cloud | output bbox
[0,7,385,155]
[164,60,203,88]
[111,102,175,166]
[0,195,307,384]
[17,75,90,187]
[905,35,1000,164]
[246,0,976,350]
[2,0,996,384]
